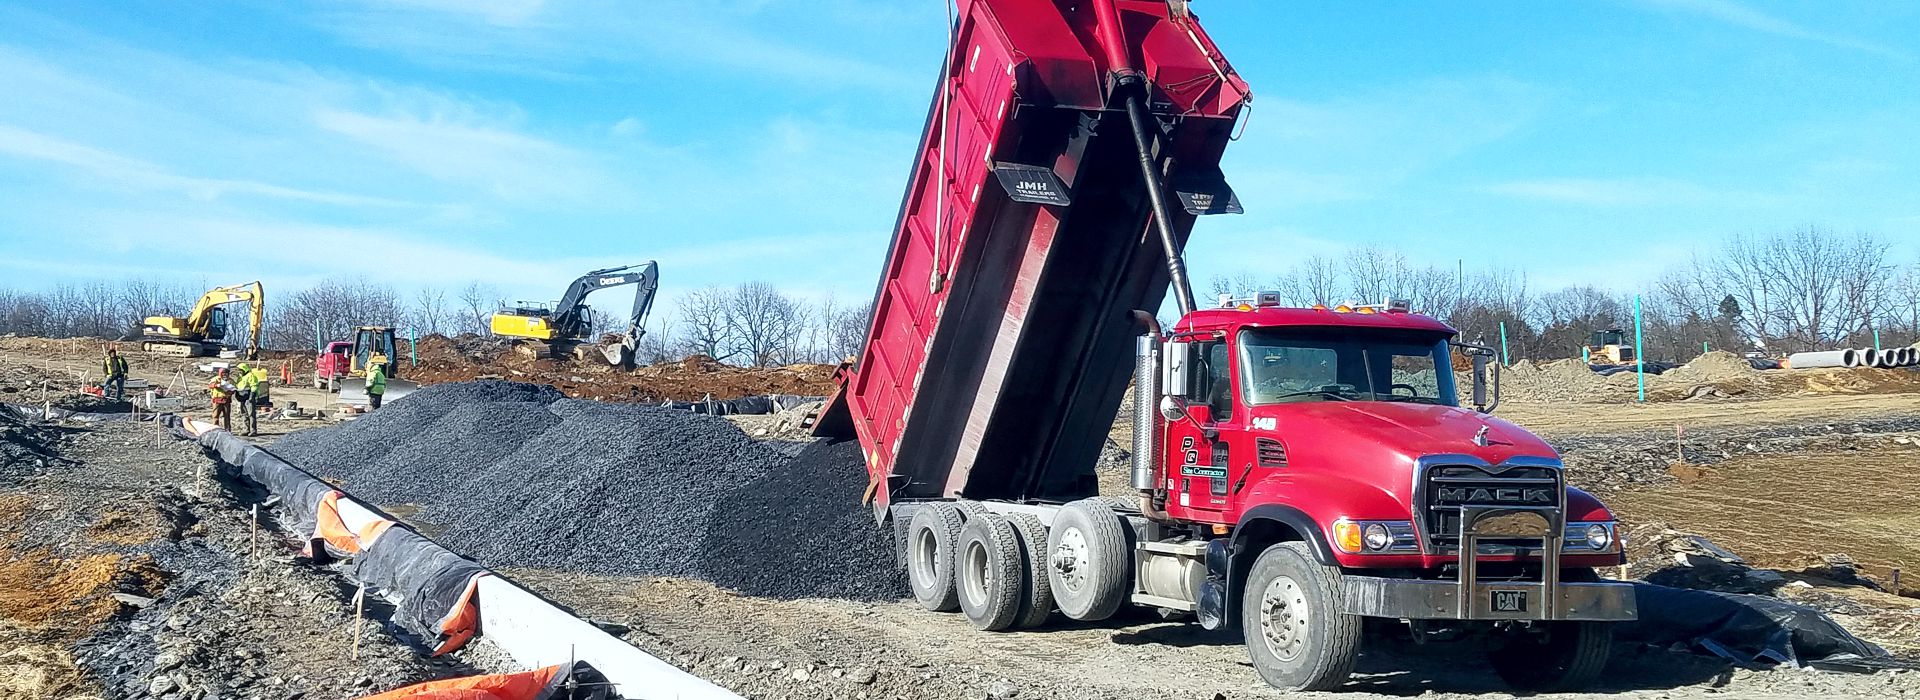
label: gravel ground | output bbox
[0,419,504,700]
[1551,414,1920,495]
[705,439,906,601]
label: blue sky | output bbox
[0,0,1915,313]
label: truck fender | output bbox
[1220,505,1336,631]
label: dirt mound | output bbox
[403,334,837,403]
[1499,358,1619,403]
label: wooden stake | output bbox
[351,582,367,660]
[1674,424,1685,463]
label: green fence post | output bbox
[1634,295,1646,403]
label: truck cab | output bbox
[1139,296,1634,689]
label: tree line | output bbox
[0,275,872,367]
[2,226,1912,366]
[1206,227,1919,362]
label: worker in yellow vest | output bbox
[101,346,129,402]
[235,364,271,436]
[366,362,388,410]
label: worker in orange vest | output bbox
[208,367,234,432]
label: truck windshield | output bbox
[1237,327,1457,406]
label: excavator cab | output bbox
[336,326,419,406]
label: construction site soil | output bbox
[5,338,1920,699]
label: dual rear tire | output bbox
[905,498,1131,630]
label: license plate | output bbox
[1490,590,1528,613]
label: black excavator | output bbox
[490,262,659,367]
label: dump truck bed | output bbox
[817,0,1247,509]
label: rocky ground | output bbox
[0,419,509,700]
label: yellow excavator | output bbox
[335,325,420,405]
[491,262,658,367]
[140,282,264,358]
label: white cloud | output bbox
[1635,0,1910,60]
[0,124,419,208]
[1223,76,1550,208]
[313,109,625,204]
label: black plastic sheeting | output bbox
[351,525,489,650]
[1620,582,1885,667]
[1591,362,1677,376]
[1,402,153,423]
[661,394,820,416]
[160,414,488,652]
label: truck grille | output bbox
[1419,462,1562,552]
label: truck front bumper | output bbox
[1339,576,1637,621]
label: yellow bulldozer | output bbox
[139,282,264,358]
[1585,328,1637,365]
[335,325,420,406]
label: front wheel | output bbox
[1487,621,1612,692]
[1241,541,1361,692]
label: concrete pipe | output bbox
[1855,348,1877,368]
[1788,350,1852,369]
[1901,347,1918,367]
[1873,348,1897,369]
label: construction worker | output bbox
[366,361,388,410]
[234,362,269,436]
[101,346,129,402]
[234,362,256,436]
[208,367,233,432]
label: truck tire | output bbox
[1005,513,1054,629]
[1242,541,1361,691]
[1488,621,1611,692]
[956,513,1023,631]
[907,503,965,612]
[954,500,989,521]
[1046,498,1130,622]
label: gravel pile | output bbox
[270,381,900,599]
[705,439,906,601]
[270,381,564,475]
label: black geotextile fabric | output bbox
[1621,582,1885,665]
[355,524,489,648]
[165,412,488,647]
[662,394,823,416]
[3,402,151,423]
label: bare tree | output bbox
[458,282,500,336]
[726,281,808,367]
[678,286,735,360]
[412,287,449,337]
[1293,256,1342,307]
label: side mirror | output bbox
[1163,341,1192,398]
[1159,395,1188,422]
[1453,341,1501,413]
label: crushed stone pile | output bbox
[704,439,906,600]
[269,381,903,600]
[1499,359,1618,403]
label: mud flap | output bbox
[1171,168,1242,215]
[992,162,1072,206]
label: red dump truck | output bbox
[814,0,1635,691]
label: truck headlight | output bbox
[1333,519,1417,554]
[1584,524,1612,551]
[1363,523,1392,551]
[1563,522,1617,552]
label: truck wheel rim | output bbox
[1259,576,1310,662]
[1053,528,1089,592]
[962,540,990,606]
[912,528,940,586]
